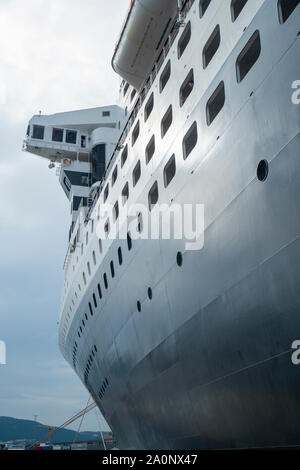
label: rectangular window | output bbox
[199,0,212,17]
[183,121,198,159]
[180,69,194,107]
[102,111,110,117]
[110,261,115,278]
[103,273,108,289]
[278,0,299,24]
[206,81,225,125]
[236,30,261,83]
[231,0,248,21]
[113,201,119,222]
[160,60,171,92]
[164,155,176,187]
[112,166,118,186]
[203,25,220,69]
[161,105,173,138]
[122,182,129,205]
[52,128,64,142]
[145,93,154,121]
[97,283,102,299]
[104,184,109,202]
[104,219,110,238]
[118,247,123,265]
[132,161,141,187]
[132,121,140,147]
[81,136,86,148]
[178,21,191,59]
[32,125,45,140]
[121,145,128,167]
[145,135,155,164]
[148,181,159,210]
[66,130,77,144]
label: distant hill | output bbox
[0,416,109,444]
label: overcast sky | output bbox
[0,0,129,433]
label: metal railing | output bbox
[84,0,195,224]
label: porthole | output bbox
[257,160,269,182]
[177,252,183,267]
[148,288,153,300]
[137,301,141,312]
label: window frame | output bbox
[183,121,198,160]
[132,161,141,187]
[206,81,225,126]
[161,105,173,138]
[177,21,191,59]
[148,181,159,211]
[202,25,221,69]
[236,30,261,83]
[159,60,171,93]
[164,154,176,188]
[179,69,194,107]
[145,135,155,164]
[144,92,154,121]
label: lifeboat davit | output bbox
[112,0,178,91]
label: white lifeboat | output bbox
[112,0,178,90]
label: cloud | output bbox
[0,0,128,432]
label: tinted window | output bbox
[183,122,198,159]
[203,25,221,69]
[206,81,225,125]
[146,135,155,164]
[161,105,173,138]
[145,93,154,121]
[113,201,119,221]
[32,125,45,140]
[164,155,176,187]
[112,166,118,186]
[236,31,261,82]
[122,182,129,205]
[104,184,109,202]
[118,247,123,265]
[121,145,128,167]
[148,181,159,210]
[180,69,194,106]
[66,130,77,144]
[160,61,171,92]
[278,0,299,23]
[132,161,141,187]
[231,0,248,21]
[132,121,140,146]
[52,128,64,142]
[178,22,191,59]
[199,0,212,17]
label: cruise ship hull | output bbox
[58,1,300,450]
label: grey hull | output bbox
[61,0,300,449]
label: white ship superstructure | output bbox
[24,0,300,449]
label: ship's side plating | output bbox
[59,0,300,449]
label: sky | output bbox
[0,0,129,433]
